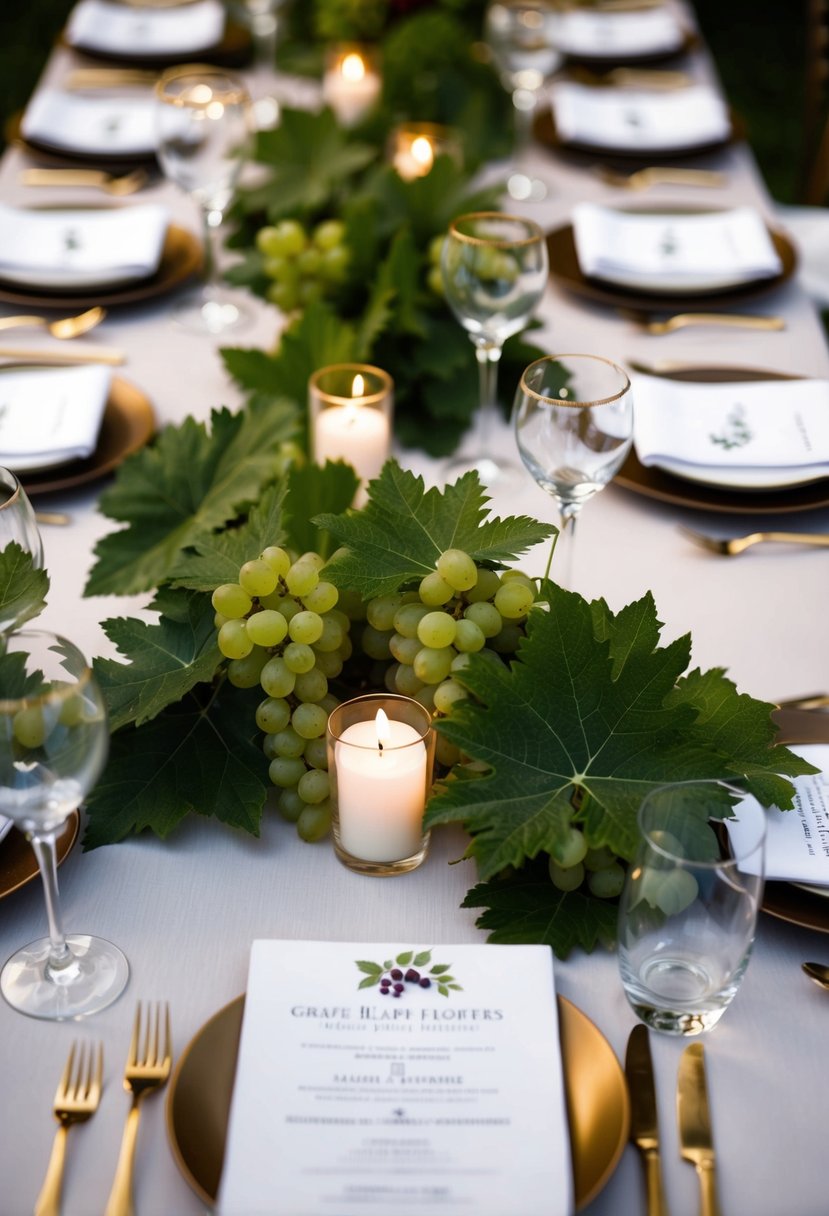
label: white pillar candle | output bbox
[335,710,428,863]
[393,133,435,180]
[322,50,381,127]
[310,367,392,505]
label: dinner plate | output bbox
[166,993,629,1212]
[19,374,154,496]
[534,101,738,163]
[614,365,829,512]
[559,27,698,69]
[6,110,156,171]
[0,224,201,310]
[547,220,796,310]
[61,18,251,68]
[0,812,79,901]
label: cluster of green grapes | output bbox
[255,219,349,314]
[547,828,625,900]
[212,547,353,842]
[356,548,539,768]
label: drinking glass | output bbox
[226,0,289,130]
[0,467,44,634]
[485,0,562,202]
[155,65,253,334]
[618,780,766,1036]
[513,354,633,587]
[0,631,128,1019]
[441,212,548,487]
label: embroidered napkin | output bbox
[572,203,783,291]
[0,204,169,288]
[66,0,225,56]
[0,365,111,471]
[548,7,685,57]
[550,82,731,151]
[22,90,157,157]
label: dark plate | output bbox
[0,812,79,900]
[534,102,739,164]
[547,218,797,311]
[0,223,201,310]
[5,110,157,171]
[614,365,829,514]
[61,18,251,69]
[561,27,698,69]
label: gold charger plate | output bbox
[16,375,155,496]
[166,993,629,1212]
[61,19,252,68]
[614,365,829,514]
[0,812,79,900]
[0,224,201,310]
[547,218,796,312]
[534,102,738,164]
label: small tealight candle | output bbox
[389,122,460,181]
[322,45,381,127]
[309,363,393,506]
[327,695,435,875]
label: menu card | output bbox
[66,0,225,56]
[219,940,573,1216]
[548,7,685,57]
[550,82,731,151]
[0,366,111,471]
[22,90,157,157]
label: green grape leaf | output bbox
[283,461,360,559]
[0,649,49,700]
[85,402,297,597]
[93,590,220,732]
[395,950,413,966]
[358,975,381,989]
[413,950,432,967]
[425,583,816,903]
[316,463,555,598]
[83,681,267,849]
[356,960,383,975]
[170,482,289,591]
[0,541,49,629]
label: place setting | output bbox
[62,0,252,68]
[10,84,161,171]
[544,2,696,67]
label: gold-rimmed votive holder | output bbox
[321,44,381,127]
[327,694,435,876]
[388,122,461,180]
[309,363,393,505]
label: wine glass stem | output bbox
[512,88,537,160]
[201,207,223,289]
[474,342,503,457]
[252,20,278,71]
[553,504,579,589]
[29,830,71,970]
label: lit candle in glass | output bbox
[322,45,381,127]
[309,363,392,505]
[389,122,460,181]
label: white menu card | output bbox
[219,940,573,1216]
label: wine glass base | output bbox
[171,289,255,336]
[1,934,129,1021]
[443,451,525,489]
[507,171,549,202]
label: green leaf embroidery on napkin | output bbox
[0,541,48,630]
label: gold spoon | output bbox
[20,167,149,196]
[0,306,106,340]
[803,962,829,990]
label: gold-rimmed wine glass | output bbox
[441,211,549,487]
[0,467,44,634]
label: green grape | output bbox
[227,647,269,688]
[417,611,457,649]
[584,846,616,871]
[256,225,280,256]
[214,612,229,629]
[550,827,588,869]
[463,601,502,638]
[246,609,288,648]
[298,280,324,308]
[299,551,325,571]
[297,800,332,842]
[549,859,585,892]
[218,619,253,660]
[490,623,523,653]
[395,664,424,697]
[393,602,430,638]
[338,635,353,661]
[286,561,319,598]
[587,863,625,899]
[296,246,322,276]
[262,734,281,760]
[58,693,85,727]
[428,234,445,265]
[435,734,461,767]
[464,567,501,603]
[413,646,454,684]
[255,697,292,734]
[453,618,485,653]
[313,219,345,250]
[267,282,300,312]
[367,594,404,631]
[384,664,400,693]
[314,617,344,653]
[645,867,699,917]
[303,737,328,769]
[328,608,351,633]
[263,256,296,284]
[361,625,392,660]
[273,727,305,758]
[389,633,421,666]
[413,684,437,713]
[312,649,343,678]
[298,768,330,805]
[288,610,324,645]
[319,244,349,284]
[426,265,443,296]
[239,559,278,598]
[437,548,477,592]
[273,595,302,623]
[211,583,252,619]
[261,545,291,576]
[494,581,534,620]
[284,642,316,674]
[260,656,296,698]
[433,679,468,714]
[318,693,340,715]
[294,667,328,703]
[500,568,535,589]
[13,706,46,748]
[419,572,454,606]
[268,755,306,788]
[301,581,338,614]
[450,651,471,674]
[277,787,305,823]
[260,218,306,258]
[292,702,328,739]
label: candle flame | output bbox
[342,53,366,82]
[411,136,434,170]
[351,373,365,398]
[375,708,391,752]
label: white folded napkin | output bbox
[632,372,829,478]
[572,203,783,291]
[22,90,157,157]
[548,7,685,57]
[66,0,225,56]
[0,365,111,471]
[550,82,731,151]
[0,203,169,289]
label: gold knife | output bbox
[0,346,124,366]
[626,1025,670,1216]
[677,1043,722,1216]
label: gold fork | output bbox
[681,526,829,555]
[634,312,786,335]
[596,166,727,190]
[0,306,105,340]
[20,168,149,196]
[104,1002,172,1216]
[571,66,692,89]
[35,1041,103,1216]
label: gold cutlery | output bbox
[571,66,692,90]
[625,1025,670,1216]
[0,345,124,366]
[597,166,727,190]
[35,512,72,526]
[677,1042,722,1216]
[64,68,159,90]
[0,306,105,340]
[20,167,149,196]
[35,1041,103,1216]
[803,961,829,989]
[681,526,829,556]
[105,1001,172,1216]
[632,312,786,336]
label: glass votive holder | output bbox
[388,122,462,180]
[327,694,435,876]
[308,363,393,506]
[321,43,382,127]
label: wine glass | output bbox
[0,631,128,1019]
[226,0,290,130]
[513,354,633,588]
[441,212,549,487]
[0,467,44,634]
[485,0,562,202]
[155,65,253,334]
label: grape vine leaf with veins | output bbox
[424,582,816,957]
